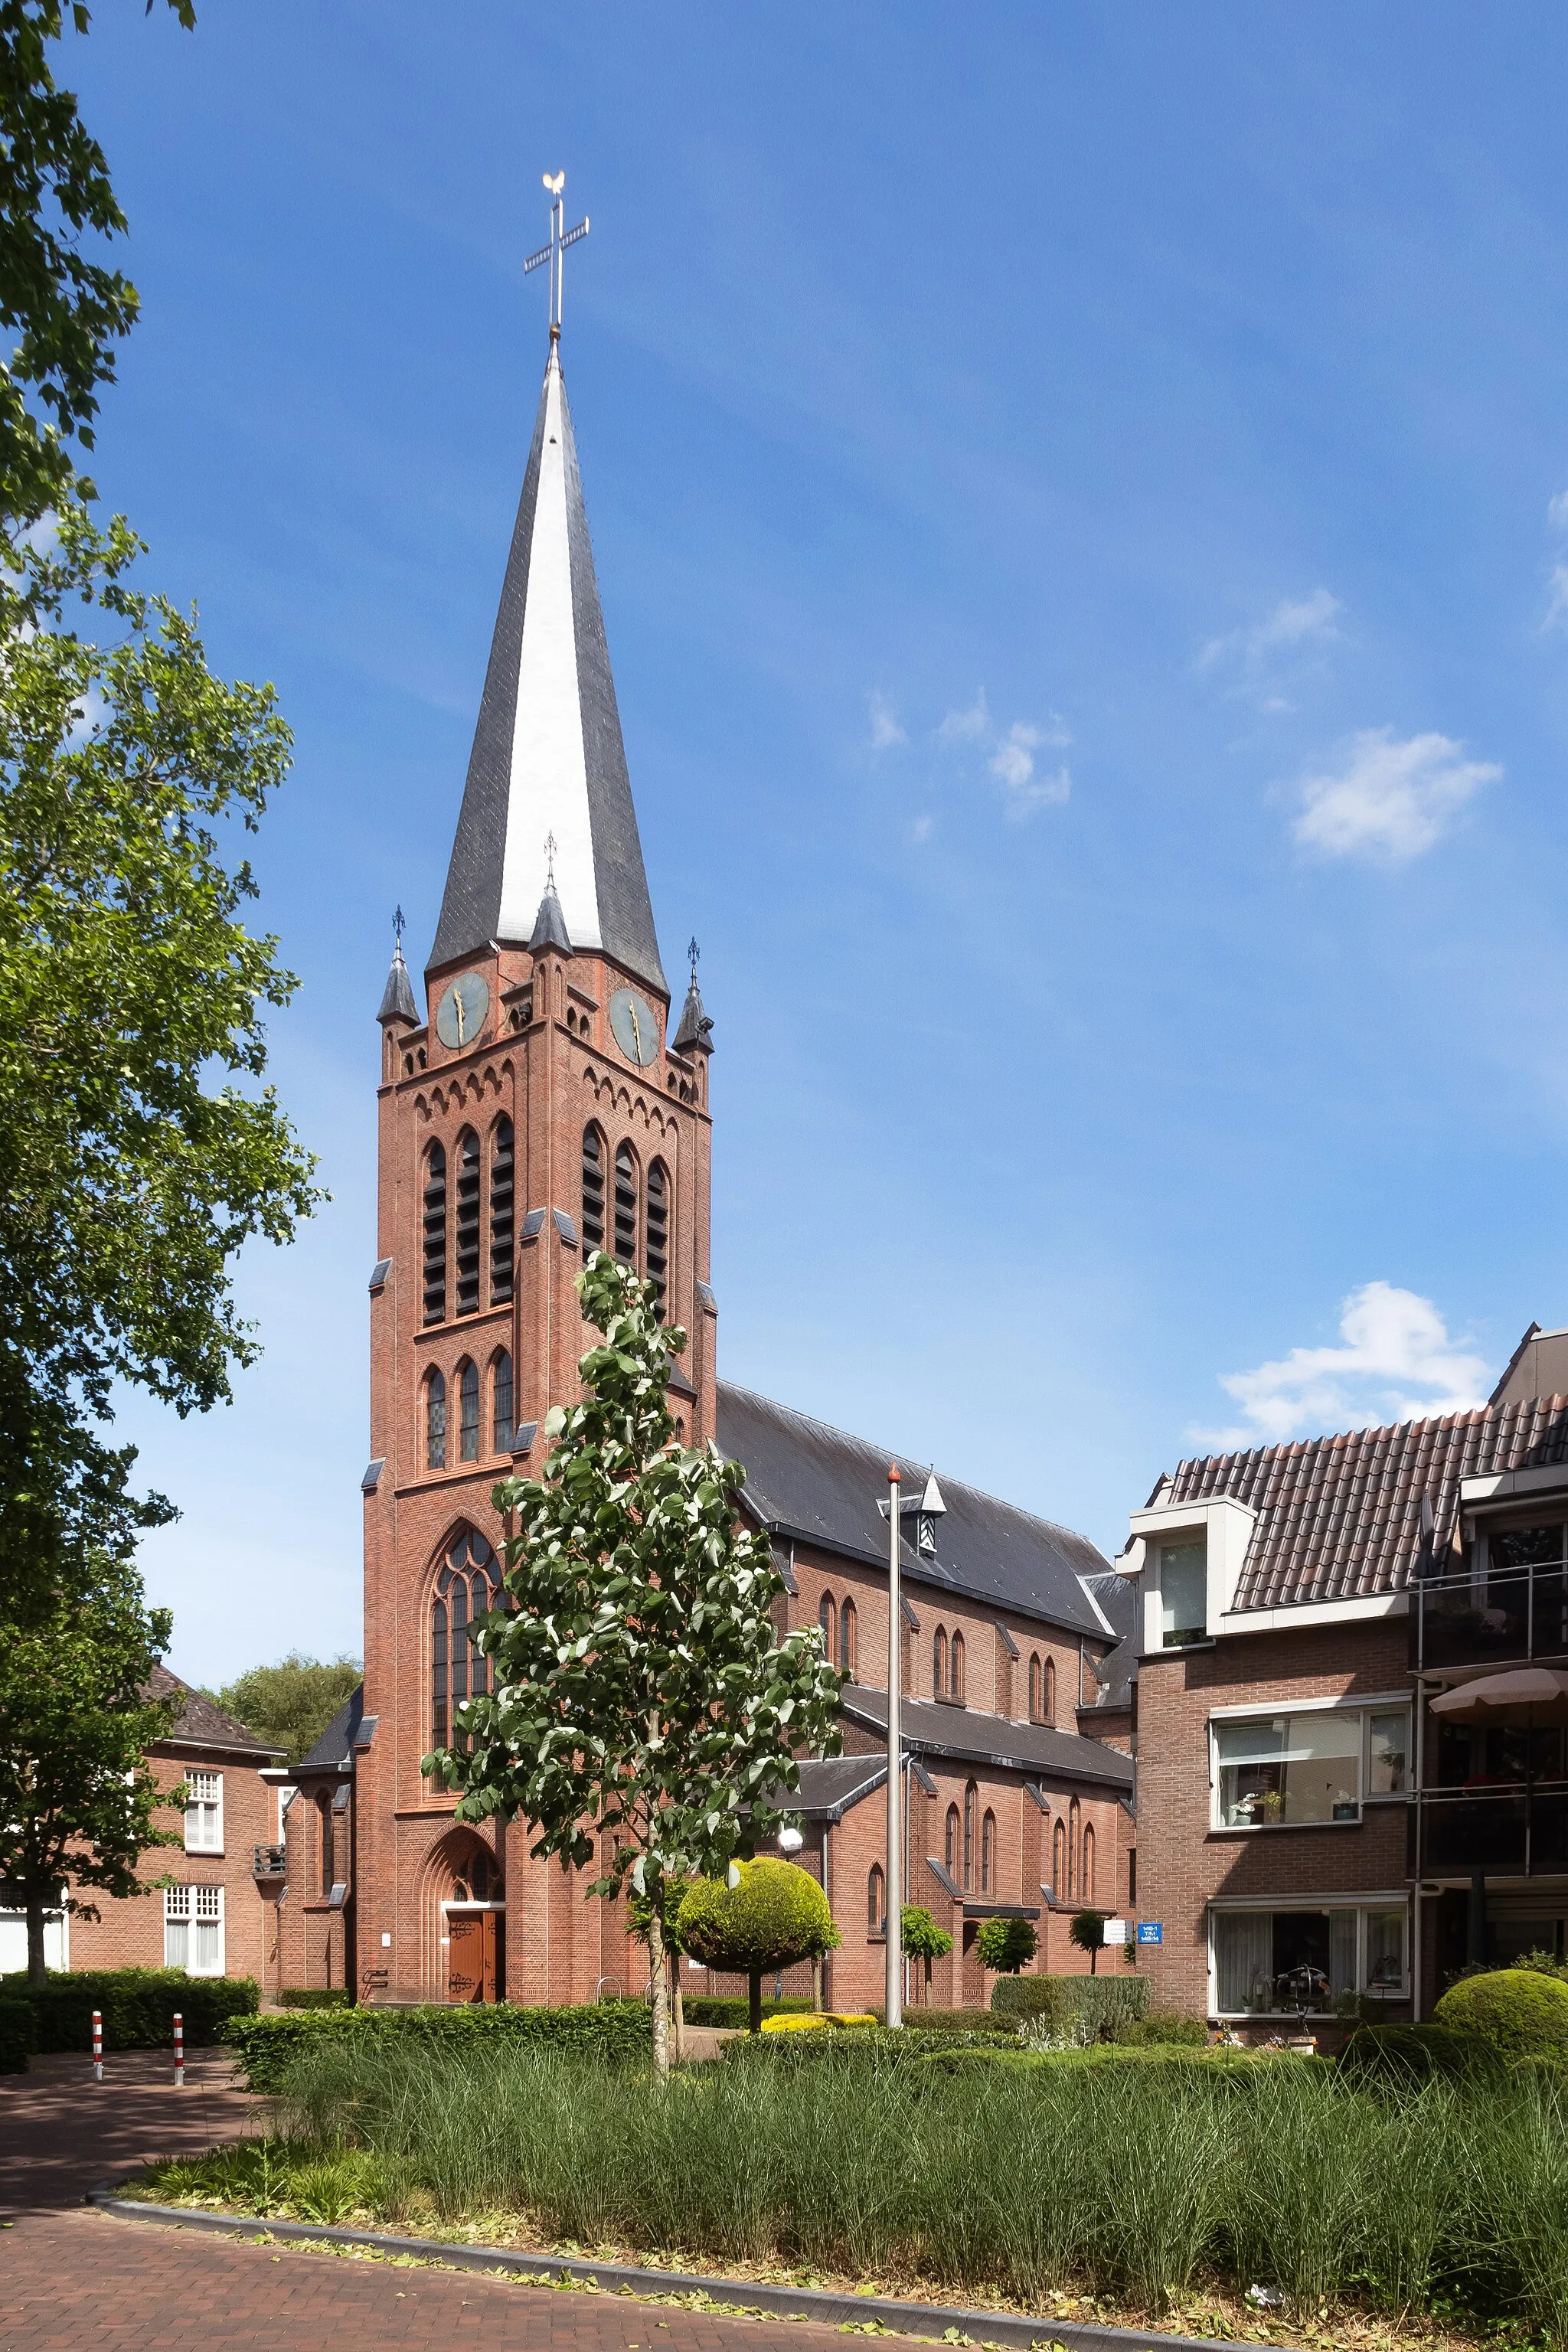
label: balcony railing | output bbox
[253,1843,287,1880]
[1412,1785,1568,1875]
[1413,1564,1568,1671]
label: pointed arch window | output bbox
[1053,1817,1067,1899]
[933,1628,947,1697]
[1028,1654,1042,1721]
[431,1528,497,1751]
[492,1351,514,1455]
[425,1368,446,1471]
[422,1142,447,1325]
[581,1125,606,1254]
[1045,1655,1057,1726]
[945,1805,960,1878]
[454,1129,481,1315]
[981,1808,996,1896]
[962,1780,977,1890]
[489,1117,514,1304]
[1069,1797,1081,1901]
[867,1862,885,1932]
[1082,1821,1096,1905]
[949,1631,965,1703]
[818,1592,837,1663]
[457,1360,479,1462]
[613,1142,639,1267]
[840,1597,857,1678]
[645,1159,669,1315]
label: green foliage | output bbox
[0,1551,181,1981]
[1111,2011,1208,2048]
[681,1994,816,2027]
[1339,2023,1508,2087]
[0,1992,31,2069]
[276,1987,354,2011]
[206,1654,361,1769]
[991,1972,1148,2033]
[1432,1966,1568,2057]
[679,1859,835,1976]
[426,1253,841,2073]
[224,2000,651,2095]
[4,1965,256,2049]
[975,1914,1038,1974]
[1068,1909,1106,1969]
[900,1904,953,1962]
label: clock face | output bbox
[435,971,489,1050]
[608,987,659,1067]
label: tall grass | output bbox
[265,2040,1568,2341]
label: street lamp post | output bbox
[886,1462,903,2029]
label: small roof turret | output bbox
[377,916,419,1026]
[528,876,573,956]
[671,936,713,1054]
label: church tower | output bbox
[354,318,716,2006]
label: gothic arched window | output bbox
[454,1129,482,1315]
[613,1142,639,1267]
[318,1792,333,1897]
[581,1125,606,1254]
[950,1631,965,1703]
[840,1598,857,1678]
[818,1592,836,1662]
[1053,1817,1067,1899]
[431,1528,497,1751]
[1069,1796,1081,1901]
[867,1862,884,1932]
[1045,1655,1057,1726]
[489,1117,514,1305]
[457,1360,479,1462]
[425,1368,446,1471]
[492,1351,514,1455]
[933,1628,947,1696]
[982,1808,996,1896]
[1082,1821,1096,1905]
[422,1142,447,1325]
[962,1781,978,1890]
[945,1804,959,1877]
[1028,1654,1041,1720]
[645,1159,669,1316]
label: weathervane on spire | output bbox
[688,936,700,984]
[524,172,590,338]
[544,831,558,890]
[393,904,405,949]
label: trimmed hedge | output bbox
[1432,1968,1568,2057]
[0,1997,33,2073]
[0,1968,258,2052]
[991,1972,1149,2034]
[277,1988,354,2010]
[1339,2023,1506,2086]
[681,1996,815,2027]
[225,1999,652,2092]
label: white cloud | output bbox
[1292,727,1498,864]
[1194,1282,1493,1450]
[910,812,934,844]
[989,722,1070,814]
[867,690,906,754]
[1199,589,1341,709]
[936,688,991,745]
[1549,490,1568,535]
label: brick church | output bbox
[273,313,1135,2013]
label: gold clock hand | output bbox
[629,1003,642,1059]
[455,991,466,1045]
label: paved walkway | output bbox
[0,2052,873,2352]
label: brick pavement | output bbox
[0,2052,884,2352]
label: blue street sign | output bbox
[1136,1922,1162,1945]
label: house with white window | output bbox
[0,1666,285,1981]
[1118,1323,1568,2031]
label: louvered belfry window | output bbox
[493,1351,514,1454]
[581,1125,606,1253]
[422,1142,447,1324]
[613,1143,639,1267]
[454,1129,481,1315]
[432,1529,497,1752]
[645,1160,669,1315]
[489,1117,515,1304]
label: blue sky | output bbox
[68,3,1568,1684]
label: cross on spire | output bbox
[544,831,557,890]
[688,936,700,983]
[392,903,405,949]
[524,172,590,337]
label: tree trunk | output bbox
[25,1889,47,1988]
[1089,1945,1098,1975]
[748,1968,762,2035]
[812,1952,822,2014]
[647,1908,671,2086]
[673,1969,684,2061]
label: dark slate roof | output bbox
[715,1381,1111,1637]
[377,945,418,1025]
[785,1756,887,1821]
[528,880,573,955]
[430,341,665,991]
[293,1684,365,1775]
[838,1684,1134,1792]
[145,1664,283,1758]
[1080,1570,1136,1641]
[1163,1393,1568,1612]
[671,975,713,1054]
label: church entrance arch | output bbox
[425,1829,505,2003]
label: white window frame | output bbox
[1207,1900,1410,2017]
[183,1769,224,1854]
[164,1883,225,1975]
[1208,1700,1410,1831]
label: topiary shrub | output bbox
[1,1968,258,2051]
[1339,2022,1508,2086]
[1112,2011,1207,2047]
[0,1996,34,2073]
[991,1973,1148,2034]
[1432,1967,1568,2057]
[276,1988,354,2009]
[975,1916,1038,1975]
[224,2000,652,2093]
[678,1859,835,2034]
[681,1995,815,2027]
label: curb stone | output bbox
[87,2190,1254,2352]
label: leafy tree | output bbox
[680,1858,835,2035]
[1070,1909,1107,1974]
[0,0,195,526]
[207,1652,362,1771]
[901,1901,953,1999]
[426,1252,844,2082]
[975,1914,1038,1975]
[0,1547,180,1982]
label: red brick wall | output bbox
[67,1744,276,1983]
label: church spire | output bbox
[671,935,714,1054]
[377,907,418,1026]
[429,330,666,995]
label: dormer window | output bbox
[1160,1538,1207,1647]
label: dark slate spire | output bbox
[377,914,419,1026]
[430,337,665,994]
[671,936,713,1054]
[528,877,572,956]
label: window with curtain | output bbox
[1211,1907,1377,2015]
[840,1598,857,1678]
[981,1808,995,1895]
[432,1529,497,1752]
[183,1771,222,1854]
[963,1781,976,1889]
[950,1632,965,1702]
[645,1159,669,1315]
[581,1125,606,1253]
[454,1129,482,1315]
[492,1351,514,1454]
[422,1142,447,1324]
[458,1360,479,1461]
[1082,1822,1096,1903]
[489,1117,515,1304]
[946,1805,959,1877]
[1052,1818,1067,1897]
[818,1592,836,1661]
[933,1628,947,1695]
[1215,1710,1364,1828]
[867,1863,885,1931]
[164,1885,223,1975]
[426,1368,446,1470]
[613,1142,639,1266]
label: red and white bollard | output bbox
[173,2011,184,2089]
[91,2009,102,2083]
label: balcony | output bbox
[253,1843,287,1880]
[1412,1785,1568,1876]
[1414,1565,1568,1672]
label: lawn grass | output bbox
[129,2039,1568,2349]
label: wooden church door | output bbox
[446,1909,501,2003]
